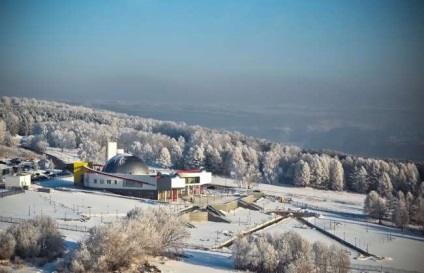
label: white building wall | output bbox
[170,176,186,188]
[85,173,158,191]
[4,175,31,189]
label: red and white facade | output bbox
[83,167,211,201]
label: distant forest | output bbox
[0,96,422,199]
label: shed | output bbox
[4,174,31,189]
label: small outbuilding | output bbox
[4,174,31,189]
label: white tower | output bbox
[106,142,117,162]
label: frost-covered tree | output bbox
[415,197,424,233]
[308,155,325,188]
[406,191,414,219]
[262,150,281,184]
[229,147,246,187]
[231,236,249,269]
[393,195,409,230]
[329,159,344,191]
[185,144,205,169]
[61,208,189,273]
[7,215,65,261]
[364,191,387,224]
[0,119,6,145]
[78,139,105,163]
[232,231,314,273]
[156,147,171,168]
[170,142,184,169]
[328,244,350,273]
[293,160,310,187]
[312,241,329,273]
[377,173,393,198]
[204,145,222,173]
[349,166,368,193]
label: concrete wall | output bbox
[241,195,256,203]
[182,211,231,223]
[212,200,239,212]
[187,212,209,222]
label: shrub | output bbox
[232,231,314,273]
[0,231,15,260]
[7,215,65,261]
[60,207,189,272]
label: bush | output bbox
[232,231,314,273]
[7,216,65,262]
[0,231,15,260]
[60,207,189,272]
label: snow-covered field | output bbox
[0,175,423,272]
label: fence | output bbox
[330,263,422,273]
[0,189,25,198]
[291,200,367,220]
[0,215,89,232]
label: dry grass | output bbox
[0,145,39,161]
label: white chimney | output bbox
[116,148,125,154]
[106,142,117,162]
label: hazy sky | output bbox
[1,0,423,109]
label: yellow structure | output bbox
[70,161,93,185]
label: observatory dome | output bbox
[103,154,149,175]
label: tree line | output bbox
[0,96,422,199]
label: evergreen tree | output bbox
[377,173,393,198]
[364,191,387,224]
[293,160,310,187]
[393,196,409,230]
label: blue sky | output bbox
[1,0,423,107]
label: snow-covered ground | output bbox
[212,176,365,214]
[0,174,423,272]
[45,147,80,164]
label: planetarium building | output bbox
[83,142,211,201]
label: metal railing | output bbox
[291,200,366,220]
[0,215,89,232]
[0,189,25,198]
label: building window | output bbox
[114,180,117,184]
[186,177,200,184]
[123,180,143,188]
[107,180,111,185]
[94,179,97,184]
[149,192,155,199]
[100,179,104,184]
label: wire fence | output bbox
[329,262,423,273]
[0,189,25,198]
[0,215,90,232]
[291,200,367,220]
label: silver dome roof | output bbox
[103,154,149,175]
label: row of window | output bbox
[93,179,118,185]
[185,177,200,184]
[123,180,143,188]
[91,178,144,188]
